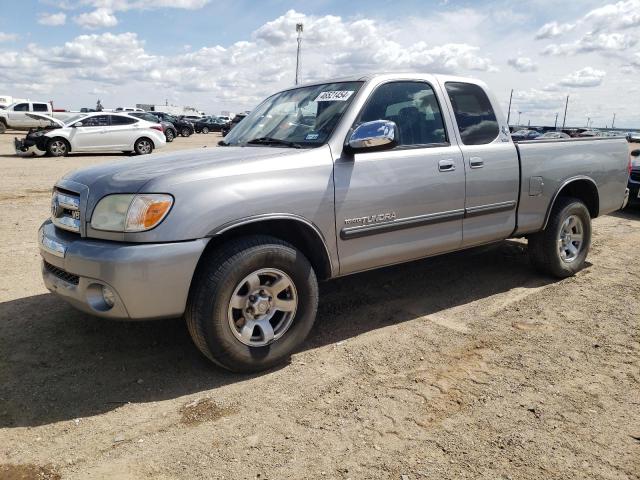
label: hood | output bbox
[26,113,65,128]
[61,145,300,205]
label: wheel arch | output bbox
[543,176,599,229]
[47,135,72,152]
[201,214,334,281]
[136,136,155,148]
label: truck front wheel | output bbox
[185,235,319,372]
[528,197,592,278]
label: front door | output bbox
[334,81,465,275]
[69,115,110,151]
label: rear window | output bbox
[33,103,49,112]
[445,82,499,145]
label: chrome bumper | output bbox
[39,220,209,320]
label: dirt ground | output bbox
[0,130,638,480]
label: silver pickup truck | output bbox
[39,73,630,372]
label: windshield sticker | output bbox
[305,133,320,140]
[314,90,354,102]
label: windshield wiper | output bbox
[245,137,302,149]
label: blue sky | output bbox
[1,0,638,127]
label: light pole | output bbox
[554,112,558,129]
[517,111,522,126]
[562,95,569,129]
[611,113,616,129]
[586,116,590,128]
[506,89,513,125]
[295,23,303,85]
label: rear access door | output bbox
[441,80,519,246]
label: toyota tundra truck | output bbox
[38,73,630,372]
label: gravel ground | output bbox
[0,131,638,480]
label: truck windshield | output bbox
[223,81,363,148]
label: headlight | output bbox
[91,194,173,232]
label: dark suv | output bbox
[221,113,248,136]
[149,112,194,137]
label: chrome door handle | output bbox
[469,157,484,168]
[438,159,456,172]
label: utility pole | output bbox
[506,89,513,125]
[517,111,522,126]
[611,113,616,129]
[562,95,569,129]
[554,112,558,129]
[295,23,304,85]
[587,116,590,128]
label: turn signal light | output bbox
[124,194,173,231]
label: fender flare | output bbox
[542,175,599,230]
[208,213,335,277]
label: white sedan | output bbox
[18,112,166,157]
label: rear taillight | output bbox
[151,124,164,132]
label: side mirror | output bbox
[72,122,83,128]
[631,149,640,157]
[345,120,398,154]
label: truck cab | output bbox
[0,101,53,131]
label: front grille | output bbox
[44,261,80,285]
[51,188,81,233]
[630,171,640,182]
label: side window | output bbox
[445,82,499,145]
[82,115,109,127]
[14,103,29,112]
[110,115,137,125]
[357,81,447,147]
[33,103,49,112]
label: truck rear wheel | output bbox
[528,197,591,278]
[185,235,319,372]
[0,120,6,134]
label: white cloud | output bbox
[535,21,575,39]
[83,0,210,10]
[38,12,67,26]
[557,67,606,88]
[507,57,538,72]
[543,32,637,55]
[583,0,640,32]
[73,8,118,29]
[0,32,18,42]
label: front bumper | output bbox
[39,220,209,320]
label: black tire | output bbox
[0,120,6,134]
[134,137,154,155]
[46,138,69,157]
[528,197,592,278]
[201,126,209,134]
[185,235,319,372]
[165,128,175,142]
[181,127,192,137]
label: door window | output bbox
[13,103,28,112]
[445,82,499,145]
[81,115,109,127]
[33,103,49,112]
[110,115,138,125]
[356,81,448,147]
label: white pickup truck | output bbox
[0,101,73,133]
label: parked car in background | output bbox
[115,107,145,113]
[14,112,165,157]
[578,130,600,137]
[511,129,542,141]
[221,112,248,136]
[151,111,194,137]
[536,131,570,140]
[627,132,640,143]
[183,115,204,122]
[38,73,629,372]
[128,112,177,142]
[194,117,227,133]
[628,149,640,207]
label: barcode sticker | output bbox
[314,91,354,102]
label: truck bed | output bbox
[514,136,630,236]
